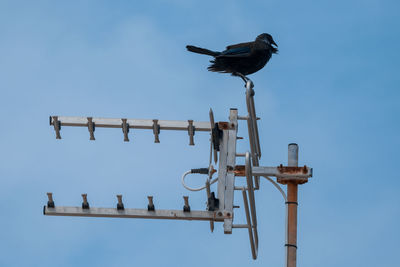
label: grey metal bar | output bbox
[234,186,248,191]
[232,224,250,229]
[245,81,261,159]
[242,189,257,259]
[206,176,214,232]
[249,99,260,158]
[245,80,261,189]
[217,130,229,211]
[223,109,238,234]
[44,206,226,221]
[245,113,258,163]
[209,108,218,164]
[50,116,211,131]
[244,107,259,190]
[245,152,259,249]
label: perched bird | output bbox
[186,33,278,82]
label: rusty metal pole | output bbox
[286,143,299,267]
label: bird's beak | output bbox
[271,40,278,47]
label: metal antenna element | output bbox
[52,116,61,139]
[87,117,95,140]
[147,196,155,211]
[187,120,195,145]
[183,196,190,212]
[116,195,124,210]
[44,77,314,264]
[152,120,160,143]
[46,192,55,208]
[81,194,89,209]
[121,119,129,142]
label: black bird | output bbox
[186,33,278,82]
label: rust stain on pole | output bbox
[277,164,308,174]
[287,182,298,267]
[232,165,246,176]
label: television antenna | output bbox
[44,79,313,267]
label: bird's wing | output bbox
[220,42,252,57]
[226,42,253,50]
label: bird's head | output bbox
[256,33,278,54]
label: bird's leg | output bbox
[233,72,248,83]
[233,72,253,88]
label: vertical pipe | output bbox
[286,143,298,267]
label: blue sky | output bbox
[0,0,399,266]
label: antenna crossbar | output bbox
[44,206,227,221]
[43,206,228,222]
[50,116,211,131]
[50,116,212,143]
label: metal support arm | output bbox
[252,166,313,179]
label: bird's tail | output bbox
[186,45,220,56]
